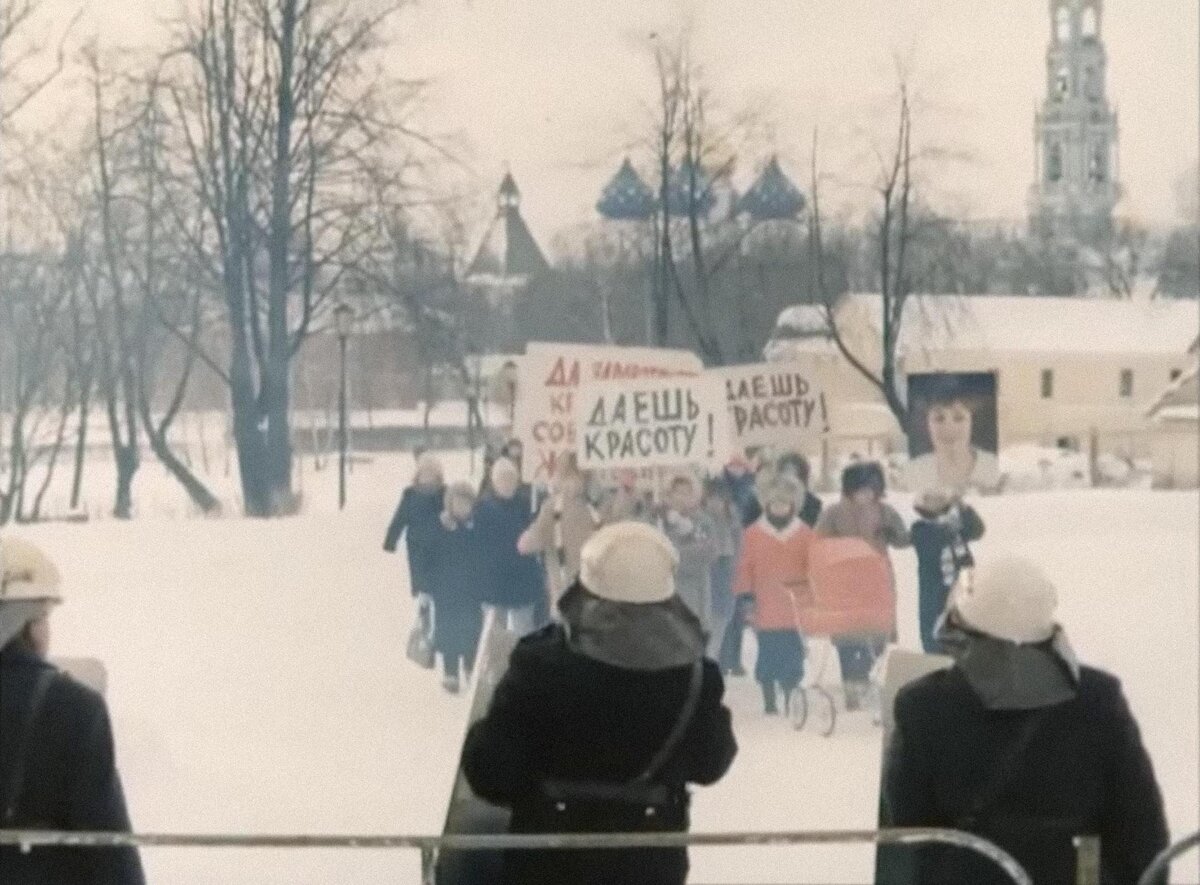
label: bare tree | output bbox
[812,84,917,429]
[0,252,71,524]
[163,0,426,516]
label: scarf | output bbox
[935,612,1081,710]
[557,583,706,671]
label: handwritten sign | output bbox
[513,343,702,483]
[716,362,831,447]
[576,375,729,470]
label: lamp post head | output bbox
[333,302,354,340]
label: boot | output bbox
[761,682,778,715]
[844,680,865,712]
[442,674,460,695]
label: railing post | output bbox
[1073,835,1101,885]
[420,844,436,885]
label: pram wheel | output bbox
[812,686,837,737]
[788,688,809,731]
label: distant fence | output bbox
[0,827,1037,885]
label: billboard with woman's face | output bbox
[905,372,1000,497]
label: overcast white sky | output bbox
[24,0,1200,250]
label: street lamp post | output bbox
[465,352,483,475]
[334,303,354,511]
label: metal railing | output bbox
[1139,830,1200,885]
[0,827,1036,885]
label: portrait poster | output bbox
[904,371,1000,497]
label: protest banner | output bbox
[513,343,702,483]
[715,361,832,448]
[575,374,729,471]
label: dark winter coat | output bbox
[475,489,545,608]
[0,644,145,885]
[428,517,489,660]
[462,625,737,885]
[882,665,1169,885]
[742,490,823,529]
[383,485,444,597]
[911,504,985,653]
[722,469,760,527]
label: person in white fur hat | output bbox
[463,520,737,885]
[880,552,1169,885]
[0,535,145,884]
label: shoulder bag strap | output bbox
[958,709,1049,827]
[3,668,59,823]
[633,660,705,785]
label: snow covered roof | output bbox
[773,294,1200,358]
[1146,360,1199,420]
[1154,404,1199,423]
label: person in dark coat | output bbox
[383,453,446,600]
[910,490,985,654]
[463,521,737,885]
[475,458,544,637]
[429,482,489,694]
[881,553,1169,885]
[0,535,145,885]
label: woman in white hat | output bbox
[881,553,1168,885]
[463,521,737,885]
[0,535,145,884]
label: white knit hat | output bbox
[954,553,1058,644]
[579,521,678,605]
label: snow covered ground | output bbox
[9,451,1199,884]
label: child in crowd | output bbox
[911,489,985,653]
[518,453,602,612]
[475,458,545,638]
[703,477,742,665]
[734,475,814,716]
[815,462,910,710]
[658,473,719,633]
[428,482,488,694]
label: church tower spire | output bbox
[1028,0,1120,242]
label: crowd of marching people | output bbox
[383,440,1172,885]
[383,439,980,716]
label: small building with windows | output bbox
[1145,360,1200,488]
[767,294,1200,459]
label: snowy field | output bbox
[9,450,1199,884]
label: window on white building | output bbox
[1081,6,1098,38]
[1041,369,1054,399]
[1055,6,1071,42]
[1119,369,1133,398]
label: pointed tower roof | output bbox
[596,158,655,221]
[737,156,805,221]
[466,173,549,286]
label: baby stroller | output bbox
[791,537,895,736]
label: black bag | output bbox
[535,660,704,824]
[956,709,1047,830]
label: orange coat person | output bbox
[733,475,815,716]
